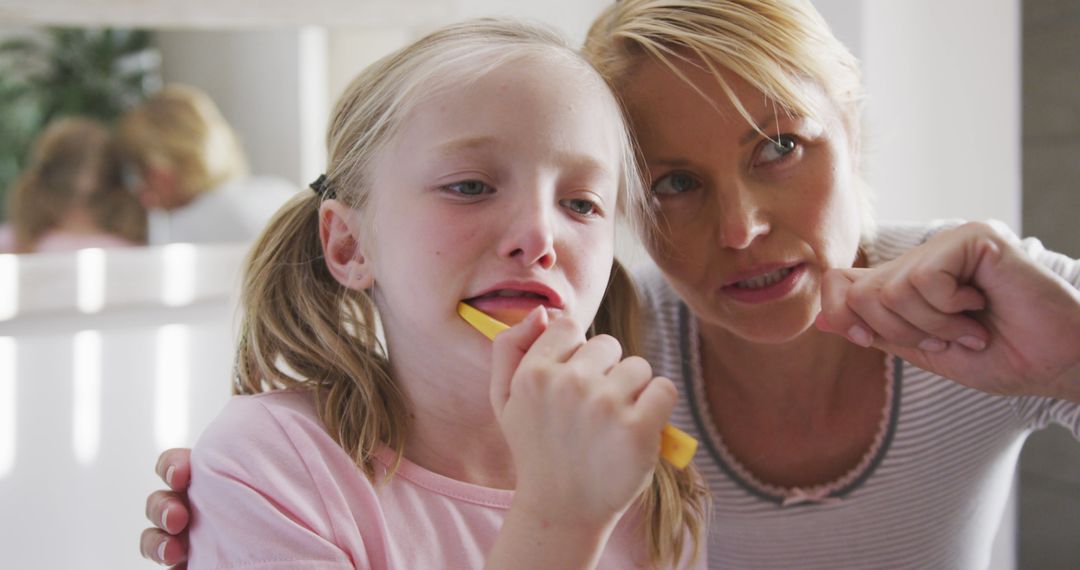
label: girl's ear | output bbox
[319,199,375,291]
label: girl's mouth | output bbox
[463,290,554,325]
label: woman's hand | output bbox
[139,448,193,568]
[485,307,677,568]
[818,221,1080,401]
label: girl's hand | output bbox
[140,448,193,568]
[818,221,1080,401]
[489,307,676,538]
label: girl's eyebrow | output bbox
[436,135,497,156]
[437,136,615,179]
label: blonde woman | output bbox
[116,84,297,244]
[582,1,1079,567]
[143,2,1080,568]
[1,117,145,253]
[148,19,706,570]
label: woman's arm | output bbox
[140,448,192,567]
[818,221,1080,401]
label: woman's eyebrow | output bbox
[740,114,781,145]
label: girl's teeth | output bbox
[489,290,544,298]
[734,267,792,289]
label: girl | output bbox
[179,18,704,570]
[1,117,145,253]
[144,2,1080,568]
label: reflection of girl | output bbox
[143,1,1080,568]
[178,19,705,570]
[1,117,145,253]
[116,84,296,244]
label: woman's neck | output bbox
[696,319,889,487]
[697,321,873,420]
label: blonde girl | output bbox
[182,18,705,569]
[145,3,1080,568]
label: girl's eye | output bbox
[444,180,493,196]
[560,198,600,216]
[651,171,700,196]
[756,134,798,164]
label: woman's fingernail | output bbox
[847,325,873,347]
[918,337,947,352]
[165,464,175,487]
[161,507,171,532]
[156,539,168,562]
[958,336,987,351]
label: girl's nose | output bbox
[498,202,557,270]
[716,184,770,250]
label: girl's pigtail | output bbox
[233,192,408,475]
[594,259,709,567]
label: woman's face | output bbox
[621,57,864,344]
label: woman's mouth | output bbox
[731,266,794,289]
[721,264,805,304]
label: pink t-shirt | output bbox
[189,389,702,569]
[0,224,136,253]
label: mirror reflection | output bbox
[0,25,412,250]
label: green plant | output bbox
[0,27,160,220]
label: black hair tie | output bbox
[309,173,331,197]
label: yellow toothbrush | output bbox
[457,302,698,469]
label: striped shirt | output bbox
[635,220,1080,569]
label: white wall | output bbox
[0,244,246,570]
[817,3,1022,567]
[155,29,312,187]
[860,0,1021,230]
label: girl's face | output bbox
[362,56,623,352]
[621,57,863,344]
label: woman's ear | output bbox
[319,199,375,291]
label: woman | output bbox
[141,1,1080,567]
[116,84,297,244]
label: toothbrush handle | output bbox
[660,423,698,469]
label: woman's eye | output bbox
[651,171,700,196]
[444,180,493,196]
[757,135,798,164]
[560,198,599,216]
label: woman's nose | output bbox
[498,201,557,269]
[715,184,770,250]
